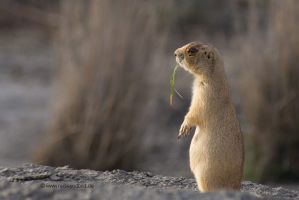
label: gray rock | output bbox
[0,164,297,200]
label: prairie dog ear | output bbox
[207,49,214,60]
[206,47,215,64]
[206,48,216,73]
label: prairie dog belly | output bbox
[189,127,204,172]
[189,126,243,191]
[190,127,242,169]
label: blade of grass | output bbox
[169,64,183,106]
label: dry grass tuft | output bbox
[34,0,170,171]
[233,0,299,182]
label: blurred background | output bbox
[0,0,298,188]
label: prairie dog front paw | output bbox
[178,120,192,139]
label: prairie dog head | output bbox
[174,42,221,78]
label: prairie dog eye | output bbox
[187,47,198,54]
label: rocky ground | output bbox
[0,164,298,200]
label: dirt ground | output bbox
[1,164,298,199]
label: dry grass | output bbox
[232,0,299,182]
[31,0,299,182]
[34,0,171,171]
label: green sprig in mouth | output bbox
[169,64,183,106]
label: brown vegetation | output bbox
[233,0,299,182]
[34,0,170,171]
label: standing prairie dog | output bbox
[174,42,244,192]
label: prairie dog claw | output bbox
[178,121,192,139]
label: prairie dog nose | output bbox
[174,49,184,61]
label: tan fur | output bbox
[174,42,244,192]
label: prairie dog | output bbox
[174,42,244,192]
